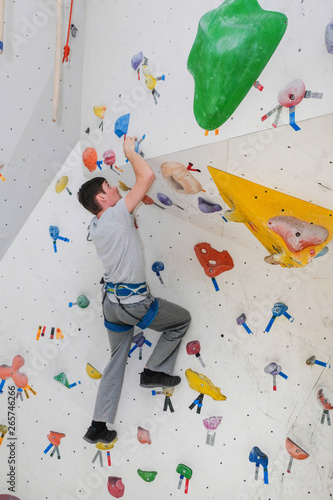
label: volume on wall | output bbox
[1,0,333,499]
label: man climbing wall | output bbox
[77,136,191,444]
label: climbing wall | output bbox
[1,0,333,499]
[1,128,333,498]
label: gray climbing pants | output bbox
[93,294,191,424]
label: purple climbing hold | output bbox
[157,193,173,206]
[131,51,144,70]
[198,197,222,213]
[325,22,333,54]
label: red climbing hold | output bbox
[194,243,234,278]
[107,477,125,498]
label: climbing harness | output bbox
[102,280,159,332]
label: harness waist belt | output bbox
[104,298,159,332]
[105,281,148,297]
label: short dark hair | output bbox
[77,177,106,215]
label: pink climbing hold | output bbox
[203,416,222,430]
[278,79,306,108]
[137,426,151,445]
[107,477,125,498]
[267,216,328,253]
[0,355,28,389]
[103,150,116,166]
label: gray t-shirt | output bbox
[90,197,146,303]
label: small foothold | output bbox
[53,372,70,389]
[203,416,222,430]
[137,469,157,482]
[103,150,116,166]
[47,431,65,447]
[93,105,107,120]
[137,426,151,444]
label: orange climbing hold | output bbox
[194,243,234,278]
[47,431,66,447]
[82,147,98,172]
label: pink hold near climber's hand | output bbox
[0,355,28,389]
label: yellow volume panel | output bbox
[208,167,333,268]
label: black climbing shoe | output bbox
[140,370,181,388]
[83,425,117,444]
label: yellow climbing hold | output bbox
[185,368,226,401]
[86,363,102,380]
[95,438,118,450]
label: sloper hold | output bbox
[285,438,309,460]
[137,469,158,482]
[86,362,102,379]
[208,167,333,268]
[187,0,288,130]
[194,243,234,278]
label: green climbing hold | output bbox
[77,295,90,308]
[53,372,70,389]
[137,469,158,482]
[187,0,288,130]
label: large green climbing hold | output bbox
[187,0,288,131]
